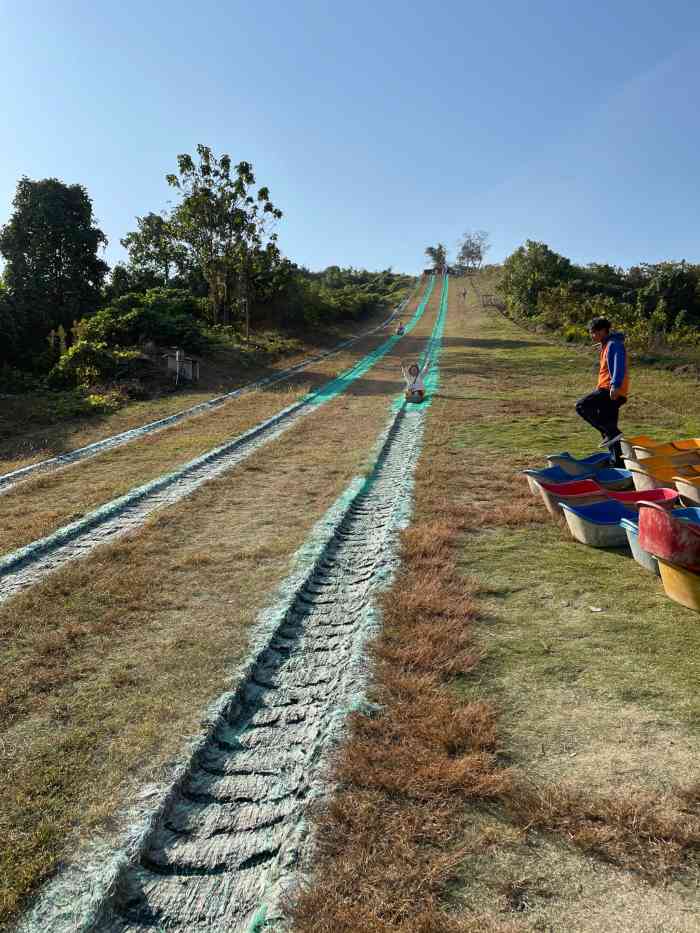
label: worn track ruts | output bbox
[91,399,425,931]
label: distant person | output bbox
[402,353,431,403]
[396,321,405,336]
[575,317,629,465]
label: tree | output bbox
[166,145,283,334]
[120,212,186,285]
[0,274,24,366]
[0,177,109,352]
[499,240,573,315]
[104,263,140,301]
[425,243,447,273]
[634,262,700,328]
[458,230,490,272]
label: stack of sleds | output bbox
[523,437,700,612]
[620,435,700,503]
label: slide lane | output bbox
[0,278,436,605]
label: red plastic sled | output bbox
[638,502,700,571]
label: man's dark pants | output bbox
[575,389,626,464]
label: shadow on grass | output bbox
[439,337,548,350]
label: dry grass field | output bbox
[0,285,440,927]
[0,303,422,558]
[289,277,700,932]
[0,301,400,477]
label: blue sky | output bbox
[3,0,700,274]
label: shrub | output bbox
[562,324,588,343]
[83,391,123,414]
[499,241,573,316]
[47,340,120,388]
[74,288,207,352]
[0,365,44,393]
[500,242,700,351]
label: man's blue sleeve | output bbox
[608,342,626,389]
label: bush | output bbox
[0,364,44,393]
[48,340,120,388]
[260,268,410,329]
[499,241,573,316]
[500,242,700,352]
[562,324,588,343]
[74,288,207,352]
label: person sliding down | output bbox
[402,353,430,402]
[575,317,630,466]
[396,321,405,336]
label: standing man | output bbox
[575,317,629,466]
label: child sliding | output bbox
[401,353,430,402]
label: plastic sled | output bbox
[536,478,607,517]
[546,451,611,475]
[657,559,700,613]
[593,468,635,490]
[560,500,635,548]
[675,475,700,506]
[606,487,679,511]
[671,438,700,451]
[638,502,700,571]
[633,443,700,464]
[523,466,631,496]
[523,465,595,495]
[619,517,660,575]
[624,457,698,491]
[620,435,659,459]
[674,506,700,526]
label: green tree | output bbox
[0,272,24,366]
[104,263,141,301]
[0,177,109,351]
[499,240,573,315]
[634,262,700,327]
[425,243,447,273]
[166,145,282,333]
[120,212,186,285]
[457,230,490,271]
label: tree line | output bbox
[424,232,490,274]
[0,145,412,387]
[498,240,700,350]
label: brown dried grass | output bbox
[506,780,700,880]
[288,283,700,931]
[0,290,442,928]
[288,302,511,931]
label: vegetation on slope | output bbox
[0,145,411,416]
[498,239,700,355]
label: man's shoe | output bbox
[598,433,623,449]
